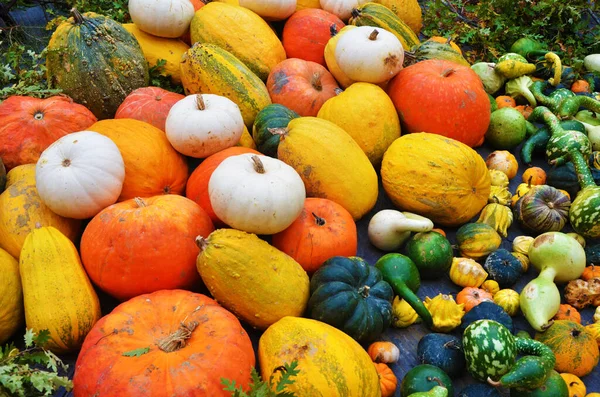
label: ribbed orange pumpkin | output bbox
[0,95,97,170]
[73,289,255,397]
[115,87,185,131]
[80,195,214,301]
[387,59,491,147]
[456,287,493,312]
[374,362,397,397]
[582,265,600,281]
[88,118,188,201]
[186,146,260,226]
[554,304,581,324]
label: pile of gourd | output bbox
[2,0,600,395]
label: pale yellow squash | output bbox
[317,82,401,165]
[374,0,423,35]
[236,126,258,149]
[0,248,22,344]
[259,316,381,396]
[0,164,81,259]
[277,117,378,220]
[324,25,358,89]
[122,23,189,84]
[196,229,309,330]
[20,227,101,353]
[296,0,321,10]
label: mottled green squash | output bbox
[252,104,299,157]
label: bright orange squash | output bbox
[374,362,397,397]
[554,304,582,324]
[115,87,185,131]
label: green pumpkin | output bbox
[585,243,600,264]
[252,104,299,158]
[307,256,393,343]
[483,249,523,288]
[404,232,453,279]
[400,364,454,396]
[416,333,465,378]
[456,223,502,260]
[546,162,600,197]
[509,370,568,397]
[460,301,514,333]
[46,9,149,119]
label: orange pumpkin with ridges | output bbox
[456,287,493,312]
[115,87,185,131]
[374,362,397,397]
[554,304,581,324]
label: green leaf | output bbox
[23,329,35,348]
[122,347,150,357]
[33,330,51,347]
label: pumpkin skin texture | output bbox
[20,227,101,353]
[81,195,214,301]
[196,229,310,330]
[115,87,185,132]
[0,248,22,345]
[381,133,491,226]
[190,2,286,81]
[73,290,255,397]
[0,95,97,170]
[272,198,358,273]
[0,164,81,259]
[252,104,300,157]
[387,59,491,147]
[277,117,379,220]
[46,10,149,120]
[282,8,344,66]
[258,316,381,396]
[317,82,401,165]
[88,119,188,201]
[416,333,465,378]
[267,58,340,117]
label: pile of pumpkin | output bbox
[3,0,600,395]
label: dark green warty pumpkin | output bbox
[483,249,523,288]
[416,333,465,378]
[307,256,393,343]
[252,104,299,158]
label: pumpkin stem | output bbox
[541,319,554,331]
[487,377,501,387]
[157,321,198,353]
[358,285,371,298]
[427,377,445,387]
[134,197,147,208]
[350,8,360,19]
[34,111,44,120]
[571,328,582,337]
[268,127,289,138]
[251,155,266,174]
[369,29,379,40]
[329,23,338,37]
[70,8,85,24]
[312,212,326,226]
[441,68,455,77]
[195,94,206,111]
[492,195,500,203]
[528,175,533,187]
[443,340,462,350]
[445,36,452,45]
[311,73,323,91]
[195,236,209,251]
[61,159,71,167]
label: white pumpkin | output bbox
[209,154,306,234]
[35,131,125,220]
[320,0,368,21]
[128,0,195,38]
[239,0,297,20]
[165,94,245,158]
[335,26,404,84]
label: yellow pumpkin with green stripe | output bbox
[180,43,272,128]
[349,2,420,51]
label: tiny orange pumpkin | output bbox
[554,304,582,324]
[571,80,591,94]
[522,167,547,185]
[373,362,397,397]
[495,95,516,109]
[367,341,400,364]
[582,265,600,281]
[456,287,493,312]
[486,151,518,180]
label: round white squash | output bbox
[35,131,125,219]
[239,0,297,20]
[165,94,245,158]
[128,0,195,38]
[209,154,306,234]
[320,0,368,21]
[335,26,404,84]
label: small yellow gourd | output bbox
[513,235,534,255]
[585,322,600,347]
[512,251,530,272]
[481,279,500,296]
[560,373,586,397]
[476,202,513,237]
[449,257,488,288]
[423,294,465,333]
[391,296,420,328]
[493,289,520,316]
[489,169,509,188]
[489,186,512,205]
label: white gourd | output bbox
[128,0,195,38]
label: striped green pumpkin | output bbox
[180,43,272,128]
[349,2,420,51]
[252,104,299,158]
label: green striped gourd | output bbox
[409,40,470,67]
[252,104,299,158]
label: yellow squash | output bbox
[196,229,309,330]
[296,0,321,10]
[317,82,401,166]
[190,2,286,80]
[236,125,257,149]
[121,23,189,84]
[277,117,378,220]
[0,164,81,258]
[19,227,101,353]
[0,248,23,344]
[373,0,422,34]
[259,317,381,396]
[324,25,358,89]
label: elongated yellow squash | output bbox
[0,248,22,344]
[276,117,378,220]
[259,317,381,396]
[20,227,101,353]
[122,23,189,84]
[180,43,271,127]
[196,229,309,330]
[189,2,286,80]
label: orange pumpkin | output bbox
[271,198,357,273]
[186,146,260,226]
[73,289,255,396]
[515,105,534,119]
[88,118,188,201]
[522,166,547,185]
[367,341,400,364]
[582,264,600,281]
[571,80,590,94]
[373,362,397,397]
[266,58,340,117]
[486,150,519,180]
[456,287,493,312]
[554,304,582,324]
[495,95,516,108]
[80,195,215,301]
[535,320,600,377]
[115,87,185,131]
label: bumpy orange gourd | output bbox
[374,362,397,397]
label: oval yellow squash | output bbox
[324,25,358,89]
[381,133,491,226]
[296,0,320,10]
[373,0,423,35]
[237,125,257,149]
[122,23,189,84]
[277,117,378,220]
[196,228,309,330]
[259,316,381,396]
[317,82,401,165]
[180,43,271,127]
[20,227,101,353]
[189,2,286,81]
[0,248,22,344]
[0,164,81,259]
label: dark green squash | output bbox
[458,384,502,397]
[46,9,149,119]
[546,161,600,197]
[509,370,568,397]
[585,243,600,265]
[404,232,453,279]
[483,249,523,287]
[307,256,393,343]
[460,301,514,333]
[0,157,5,192]
[416,334,465,378]
[252,104,299,158]
[400,364,454,396]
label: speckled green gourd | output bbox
[46,9,148,120]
